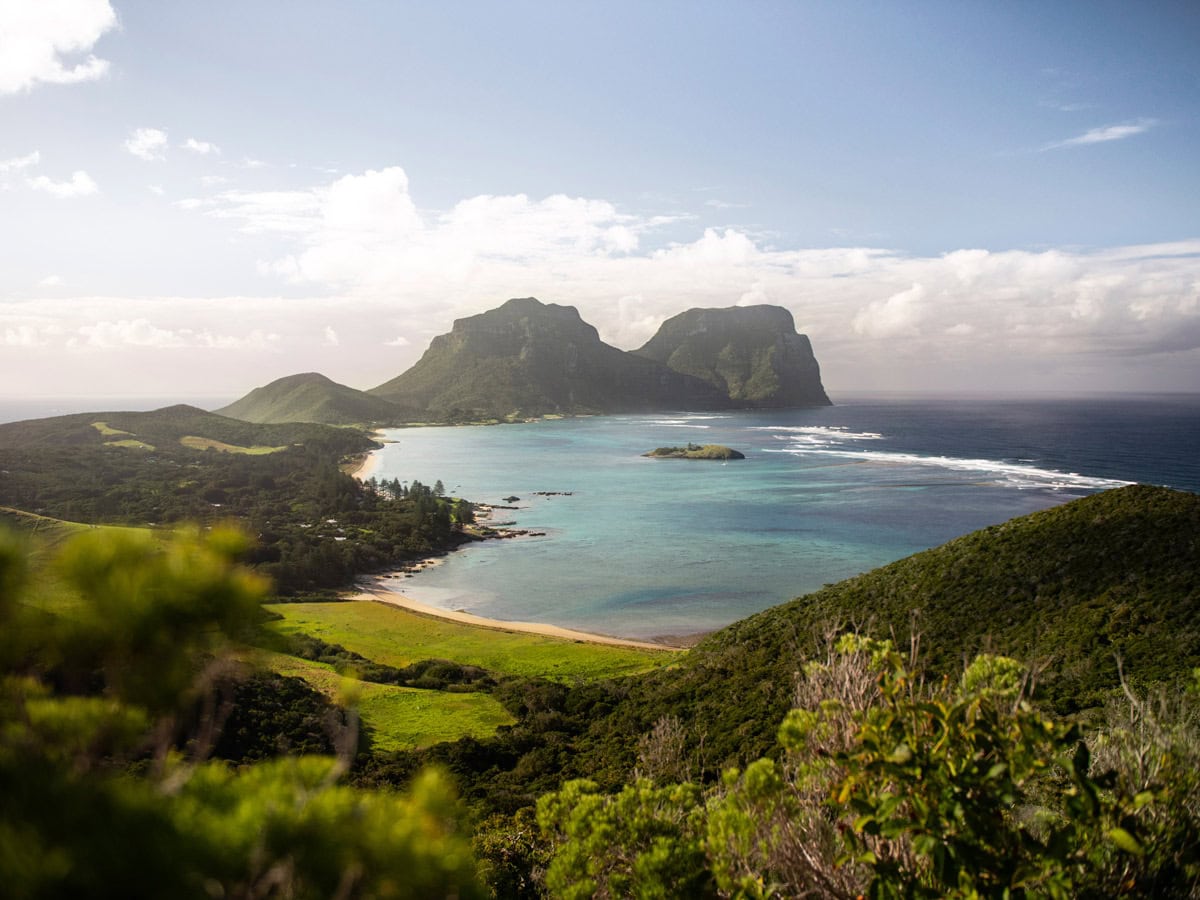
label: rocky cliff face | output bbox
[634,305,831,408]
[368,298,731,419]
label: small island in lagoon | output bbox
[643,442,746,460]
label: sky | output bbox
[1,0,1198,402]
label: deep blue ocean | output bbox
[368,393,1200,640]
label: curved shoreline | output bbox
[343,431,691,651]
[349,578,684,651]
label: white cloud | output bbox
[37,275,64,287]
[0,0,117,95]
[3,325,52,347]
[146,165,1200,392]
[322,326,339,346]
[182,137,220,155]
[0,151,40,173]
[383,335,410,347]
[125,127,169,161]
[148,184,164,196]
[1043,119,1158,150]
[852,283,928,338]
[74,317,281,351]
[27,170,98,197]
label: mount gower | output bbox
[219,298,831,425]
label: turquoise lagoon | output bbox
[368,394,1198,640]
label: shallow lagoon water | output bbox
[370,393,1200,640]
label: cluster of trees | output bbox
[0,435,472,597]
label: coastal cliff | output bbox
[634,305,831,407]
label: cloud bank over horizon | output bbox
[5,163,1199,397]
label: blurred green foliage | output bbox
[0,524,482,899]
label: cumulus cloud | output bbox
[74,317,281,351]
[203,167,651,291]
[1043,119,1158,150]
[182,137,220,155]
[0,151,41,173]
[3,325,53,347]
[322,326,339,346]
[852,283,928,338]
[125,127,169,161]
[0,0,117,94]
[27,170,98,197]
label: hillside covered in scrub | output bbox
[2,482,1198,896]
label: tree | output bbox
[0,524,484,899]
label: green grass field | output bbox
[90,421,131,436]
[104,439,156,450]
[179,435,287,454]
[265,600,678,682]
[262,652,515,751]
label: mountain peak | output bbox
[635,304,830,407]
[217,372,410,425]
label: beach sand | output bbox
[345,431,391,480]
[350,578,682,651]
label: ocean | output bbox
[369,392,1200,640]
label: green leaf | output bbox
[1132,791,1155,810]
[1107,827,1145,857]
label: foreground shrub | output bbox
[0,525,483,899]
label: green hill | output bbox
[368,297,732,420]
[633,305,831,407]
[0,404,374,457]
[572,484,1200,781]
[217,372,416,425]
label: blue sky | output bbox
[2,0,1198,398]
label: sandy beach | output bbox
[350,577,682,651]
[344,431,391,480]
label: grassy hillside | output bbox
[217,372,418,425]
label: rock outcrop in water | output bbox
[634,305,831,408]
